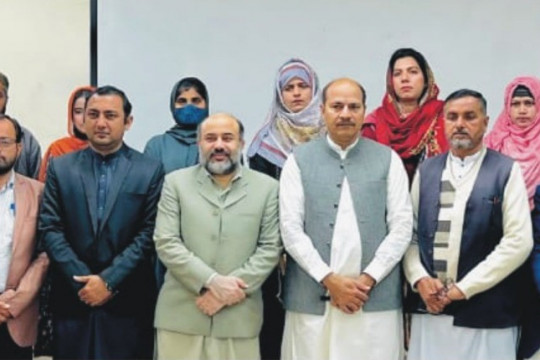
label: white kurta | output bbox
[280,137,412,360]
[404,147,533,360]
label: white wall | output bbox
[1,0,89,150]
[97,0,540,151]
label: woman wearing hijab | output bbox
[247,58,324,179]
[144,77,208,174]
[247,58,324,360]
[34,85,95,355]
[485,77,540,360]
[38,85,95,182]
[362,48,448,184]
[144,77,208,289]
[485,76,540,209]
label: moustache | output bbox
[212,148,230,155]
[209,149,231,158]
[336,120,356,126]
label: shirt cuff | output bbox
[205,272,218,287]
[454,279,474,300]
[313,264,333,283]
[405,266,431,292]
[363,260,388,284]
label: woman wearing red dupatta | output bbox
[38,85,95,182]
[362,48,448,185]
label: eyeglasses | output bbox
[0,138,17,149]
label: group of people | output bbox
[0,46,539,360]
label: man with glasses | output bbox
[0,115,49,360]
[0,72,41,179]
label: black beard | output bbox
[0,162,15,175]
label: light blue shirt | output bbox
[0,171,15,292]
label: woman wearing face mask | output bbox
[247,58,324,360]
[247,58,324,179]
[362,48,448,185]
[144,77,208,289]
[144,77,208,174]
[485,76,540,209]
[38,85,95,182]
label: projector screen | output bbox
[97,0,540,151]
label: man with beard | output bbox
[0,115,49,360]
[403,89,533,360]
[0,72,41,179]
[153,113,282,360]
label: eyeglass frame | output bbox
[0,137,18,149]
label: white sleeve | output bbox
[456,162,533,298]
[403,169,431,287]
[280,155,332,282]
[363,151,414,283]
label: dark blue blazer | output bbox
[39,145,164,318]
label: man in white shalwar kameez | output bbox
[403,89,533,360]
[280,78,413,360]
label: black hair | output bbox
[322,79,366,106]
[0,114,22,143]
[73,88,94,104]
[389,48,430,100]
[89,85,133,118]
[175,77,209,105]
[444,89,487,114]
[0,72,9,93]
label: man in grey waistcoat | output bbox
[279,78,413,359]
[403,89,532,360]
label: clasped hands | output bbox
[196,274,247,317]
[0,297,13,324]
[416,276,465,314]
[322,272,375,314]
[74,275,113,307]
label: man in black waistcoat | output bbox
[403,89,533,360]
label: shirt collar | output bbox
[448,145,485,166]
[0,170,15,194]
[326,135,359,159]
[89,143,127,162]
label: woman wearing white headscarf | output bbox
[247,58,324,360]
[248,58,324,178]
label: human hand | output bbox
[74,275,113,307]
[444,283,465,302]
[196,291,226,316]
[358,273,375,292]
[322,273,368,314]
[207,275,247,305]
[416,277,447,313]
[0,301,11,324]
